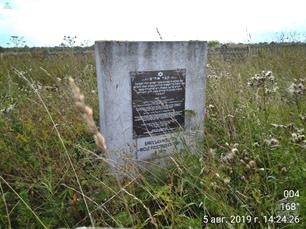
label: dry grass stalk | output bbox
[0,176,47,229]
[14,69,95,226]
[69,77,107,153]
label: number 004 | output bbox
[284,190,299,198]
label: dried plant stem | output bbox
[82,144,168,225]
[61,184,120,226]
[14,69,95,226]
[121,188,158,228]
[0,176,47,229]
[68,78,138,226]
[68,77,107,153]
[0,181,11,229]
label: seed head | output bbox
[264,138,279,148]
[248,160,257,169]
[69,77,107,154]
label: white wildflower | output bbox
[300,114,306,122]
[264,138,280,148]
[288,78,305,95]
[208,104,215,109]
[291,133,305,143]
[271,123,285,129]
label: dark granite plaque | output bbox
[131,69,186,138]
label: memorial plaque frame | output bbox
[131,69,186,139]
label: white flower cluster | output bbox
[300,114,306,122]
[271,123,299,131]
[291,132,305,144]
[248,70,278,95]
[0,103,16,114]
[264,138,280,148]
[288,78,305,96]
[221,143,239,163]
[291,128,305,144]
[0,96,16,114]
[271,123,305,146]
[248,71,275,86]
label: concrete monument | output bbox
[95,41,207,171]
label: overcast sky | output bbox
[1,0,306,47]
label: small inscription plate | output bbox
[131,69,186,138]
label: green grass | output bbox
[0,45,305,228]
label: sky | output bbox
[0,0,306,47]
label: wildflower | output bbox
[248,160,257,169]
[288,83,295,94]
[272,86,279,92]
[207,74,219,79]
[34,81,42,90]
[221,153,235,163]
[5,104,15,113]
[1,103,16,114]
[265,71,272,77]
[221,152,236,163]
[231,147,239,154]
[44,86,58,92]
[247,81,253,87]
[208,104,215,109]
[240,176,246,181]
[208,148,216,158]
[265,85,278,95]
[287,78,305,96]
[281,167,287,173]
[264,138,279,148]
[291,133,305,144]
[221,147,237,164]
[271,123,285,129]
[248,70,278,97]
[252,142,260,147]
[268,75,275,82]
[297,128,304,134]
[240,159,246,164]
[286,123,296,131]
[248,74,266,87]
[211,182,218,191]
[246,160,257,171]
[223,177,231,184]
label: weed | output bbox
[0,44,305,228]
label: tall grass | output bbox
[0,46,305,228]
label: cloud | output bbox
[1,0,306,46]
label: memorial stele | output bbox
[95,41,208,172]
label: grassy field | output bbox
[0,45,305,228]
